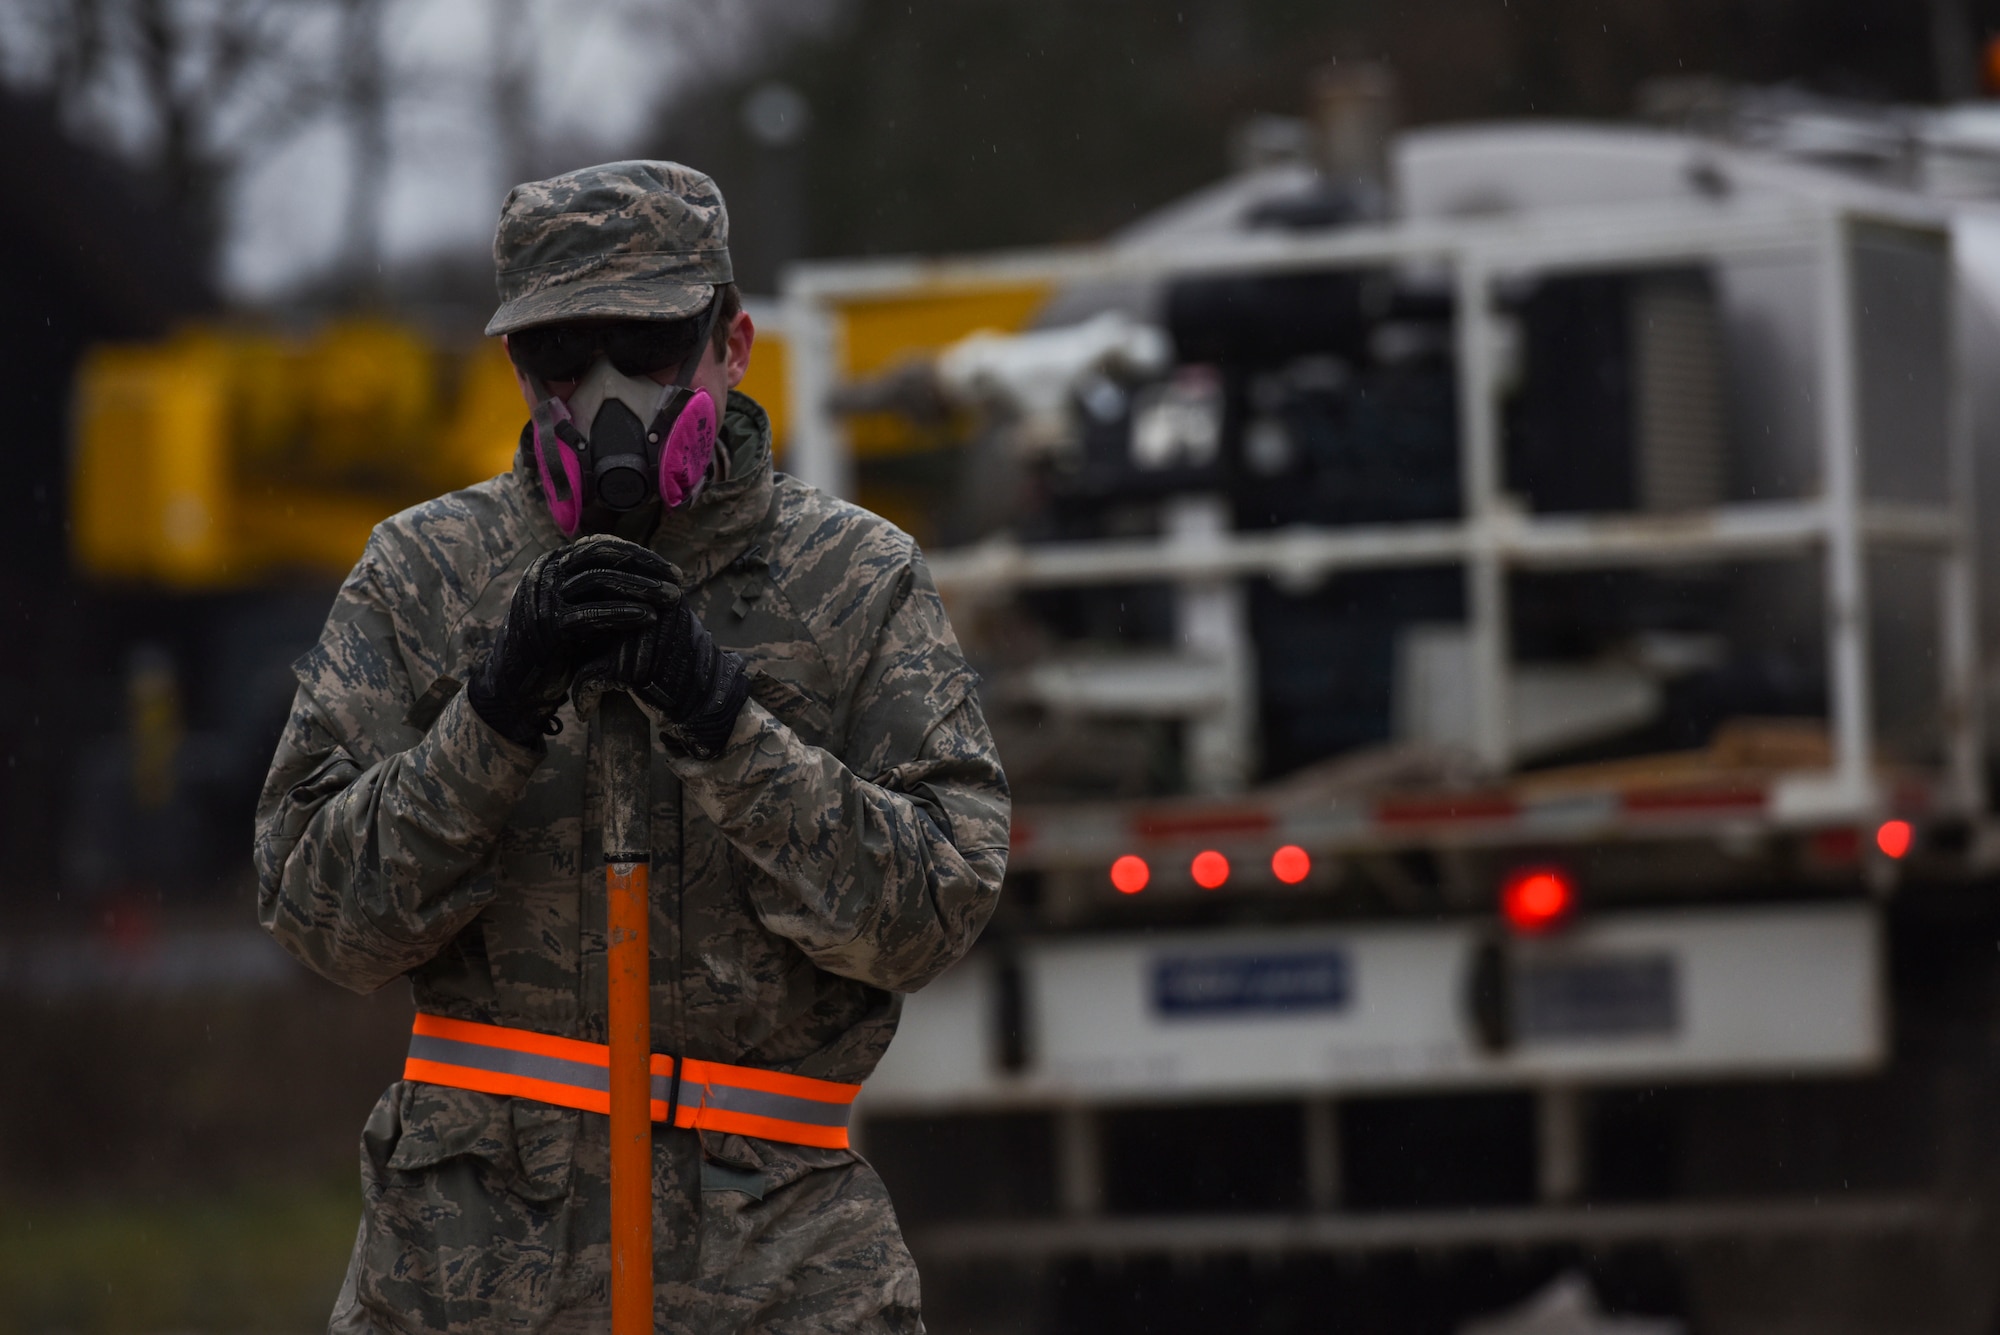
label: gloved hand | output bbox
[468,535,682,746]
[573,585,750,761]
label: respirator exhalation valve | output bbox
[588,399,655,511]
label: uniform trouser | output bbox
[329,1081,923,1334]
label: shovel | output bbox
[597,690,653,1335]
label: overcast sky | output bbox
[0,0,823,300]
[227,0,702,297]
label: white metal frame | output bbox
[779,194,1979,819]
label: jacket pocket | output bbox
[353,1083,574,1329]
[378,1080,575,1203]
[698,1129,856,1200]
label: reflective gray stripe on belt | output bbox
[411,1032,849,1130]
[408,1033,609,1094]
[652,1073,853,1128]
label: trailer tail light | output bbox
[1876,820,1913,860]
[1271,845,1311,885]
[1110,855,1150,894]
[1501,865,1575,935]
[1191,850,1231,890]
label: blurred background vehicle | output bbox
[799,95,2000,1335]
[13,2,2000,1332]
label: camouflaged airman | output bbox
[255,160,1009,1334]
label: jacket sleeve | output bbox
[671,555,1009,993]
[254,552,543,994]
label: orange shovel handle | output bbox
[599,693,653,1335]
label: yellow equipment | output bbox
[70,287,1046,587]
[835,282,1050,455]
[73,321,515,587]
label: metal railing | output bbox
[779,192,1980,819]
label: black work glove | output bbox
[468,535,682,746]
[573,583,751,761]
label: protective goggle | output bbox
[506,318,707,384]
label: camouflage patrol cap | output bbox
[484,160,734,336]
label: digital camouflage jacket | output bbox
[255,396,1008,1334]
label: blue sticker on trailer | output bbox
[1152,950,1352,1017]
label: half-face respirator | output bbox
[513,302,723,537]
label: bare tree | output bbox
[489,0,535,193]
[0,0,342,274]
[338,0,387,287]
[0,0,820,292]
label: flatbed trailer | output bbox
[777,133,2000,1332]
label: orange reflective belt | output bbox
[403,1013,861,1150]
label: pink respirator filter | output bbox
[531,398,585,537]
[657,389,718,510]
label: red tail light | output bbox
[1501,865,1575,934]
[1876,820,1913,860]
[1271,845,1311,885]
[1191,850,1230,890]
[1110,855,1150,894]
